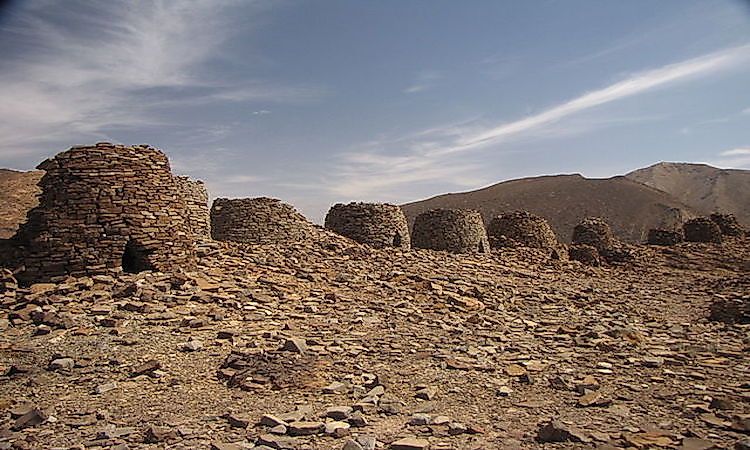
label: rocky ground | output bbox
[1,228,749,450]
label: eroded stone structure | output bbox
[175,176,211,239]
[683,217,722,243]
[324,202,410,250]
[572,217,615,252]
[646,228,684,246]
[709,213,745,237]
[10,143,196,284]
[568,244,600,266]
[210,197,316,244]
[411,209,489,254]
[487,211,558,249]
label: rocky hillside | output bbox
[626,162,750,227]
[401,174,696,243]
[0,169,42,239]
[2,228,749,449]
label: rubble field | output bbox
[1,229,749,450]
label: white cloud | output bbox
[0,1,320,162]
[403,70,443,94]
[331,43,750,198]
[720,147,750,156]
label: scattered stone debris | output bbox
[0,207,748,448]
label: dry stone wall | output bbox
[709,213,744,237]
[210,197,316,245]
[487,210,558,249]
[10,143,196,284]
[572,217,615,251]
[411,209,489,254]
[683,217,722,243]
[175,176,210,240]
[324,202,410,250]
[646,228,684,246]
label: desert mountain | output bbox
[626,162,750,227]
[0,169,42,239]
[401,174,697,243]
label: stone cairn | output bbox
[569,217,631,265]
[683,217,722,243]
[9,143,196,284]
[210,197,316,245]
[411,208,489,254]
[324,202,410,250]
[709,212,745,237]
[175,176,211,240]
[487,210,558,249]
[646,228,684,246]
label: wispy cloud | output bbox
[720,147,750,156]
[403,70,443,94]
[331,43,750,198]
[712,146,750,169]
[0,0,321,163]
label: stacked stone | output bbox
[572,217,615,251]
[710,298,749,324]
[487,210,558,249]
[570,217,622,265]
[175,176,211,239]
[646,228,684,246]
[411,209,489,254]
[324,202,410,250]
[210,197,316,245]
[683,217,722,243]
[11,143,196,284]
[709,213,745,237]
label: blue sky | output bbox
[0,0,748,221]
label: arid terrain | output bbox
[2,226,749,449]
[0,170,42,239]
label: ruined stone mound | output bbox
[710,298,750,324]
[9,143,196,284]
[572,217,615,251]
[487,210,558,249]
[683,217,722,243]
[175,176,210,239]
[324,202,410,249]
[568,244,600,266]
[708,275,750,324]
[646,228,684,246]
[411,208,489,253]
[709,212,745,237]
[210,197,316,245]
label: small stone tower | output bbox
[324,202,410,250]
[210,197,316,244]
[12,143,196,284]
[571,217,615,251]
[487,210,558,249]
[175,176,211,239]
[683,217,722,243]
[411,208,489,253]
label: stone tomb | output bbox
[411,208,489,254]
[10,143,196,284]
[324,202,410,250]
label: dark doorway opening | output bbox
[478,240,486,253]
[393,232,402,247]
[122,239,154,273]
